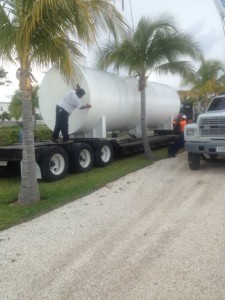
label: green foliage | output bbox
[34,125,52,142]
[180,57,225,104]
[0,66,11,85]
[1,111,10,120]
[0,1,127,80]
[0,67,7,79]
[0,111,11,125]
[0,148,168,231]
[9,86,40,121]
[0,126,20,145]
[0,125,52,146]
[96,15,201,80]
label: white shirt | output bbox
[58,90,81,115]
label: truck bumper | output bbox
[185,141,225,154]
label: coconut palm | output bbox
[181,57,225,111]
[96,15,201,160]
[0,0,127,205]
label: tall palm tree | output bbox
[0,0,127,205]
[181,57,225,111]
[96,15,201,160]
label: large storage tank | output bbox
[38,67,180,136]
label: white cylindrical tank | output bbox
[38,67,180,134]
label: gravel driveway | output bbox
[0,151,225,300]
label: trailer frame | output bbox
[0,134,177,181]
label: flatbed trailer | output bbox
[0,134,176,181]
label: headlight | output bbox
[186,128,195,135]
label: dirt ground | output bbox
[0,151,225,300]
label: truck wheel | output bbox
[209,154,218,161]
[94,141,113,167]
[69,143,93,173]
[0,161,21,178]
[38,146,69,181]
[188,152,201,170]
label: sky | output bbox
[1,0,225,102]
[116,0,225,87]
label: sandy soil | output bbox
[0,151,225,300]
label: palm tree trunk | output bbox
[140,88,155,161]
[18,69,40,205]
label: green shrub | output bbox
[0,126,20,145]
[34,125,52,141]
[0,125,52,145]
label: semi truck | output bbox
[0,67,180,181]
[185,95,225,170]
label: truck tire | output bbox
[38,146,69,181]
[69,143,93,173]
[94,141,113,167]
[209,154,218,161]
[0,161,21,178]
[188,152,201,170]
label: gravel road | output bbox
[0,151,225,300]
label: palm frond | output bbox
[0,0,127,79]
[96,14,201,81]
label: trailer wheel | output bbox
[39,146,69,181]
[69,143,93,173]
[94,141,113,167]
[188,152,201,170]
[0,161,21,178]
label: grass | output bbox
[0,148,168,231]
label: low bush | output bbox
[0,124,52,145]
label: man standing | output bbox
[168,114,187,157]
[51,87,91,142]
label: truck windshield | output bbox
[207,97,225,111]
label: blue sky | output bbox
[1,0,225,101]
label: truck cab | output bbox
[184,95,225,170]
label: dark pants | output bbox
[168,133,185,157]
[52,105,69,141]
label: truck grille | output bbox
[199,117,225,136]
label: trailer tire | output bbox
[0,161,21,178]
[188,152,201,170]
[39,146,69,181]
[69,143,93,173]
[94,141,113,167]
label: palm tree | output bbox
[0,0,127,205]
[96,15,201,160]
[181,57,225,111]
